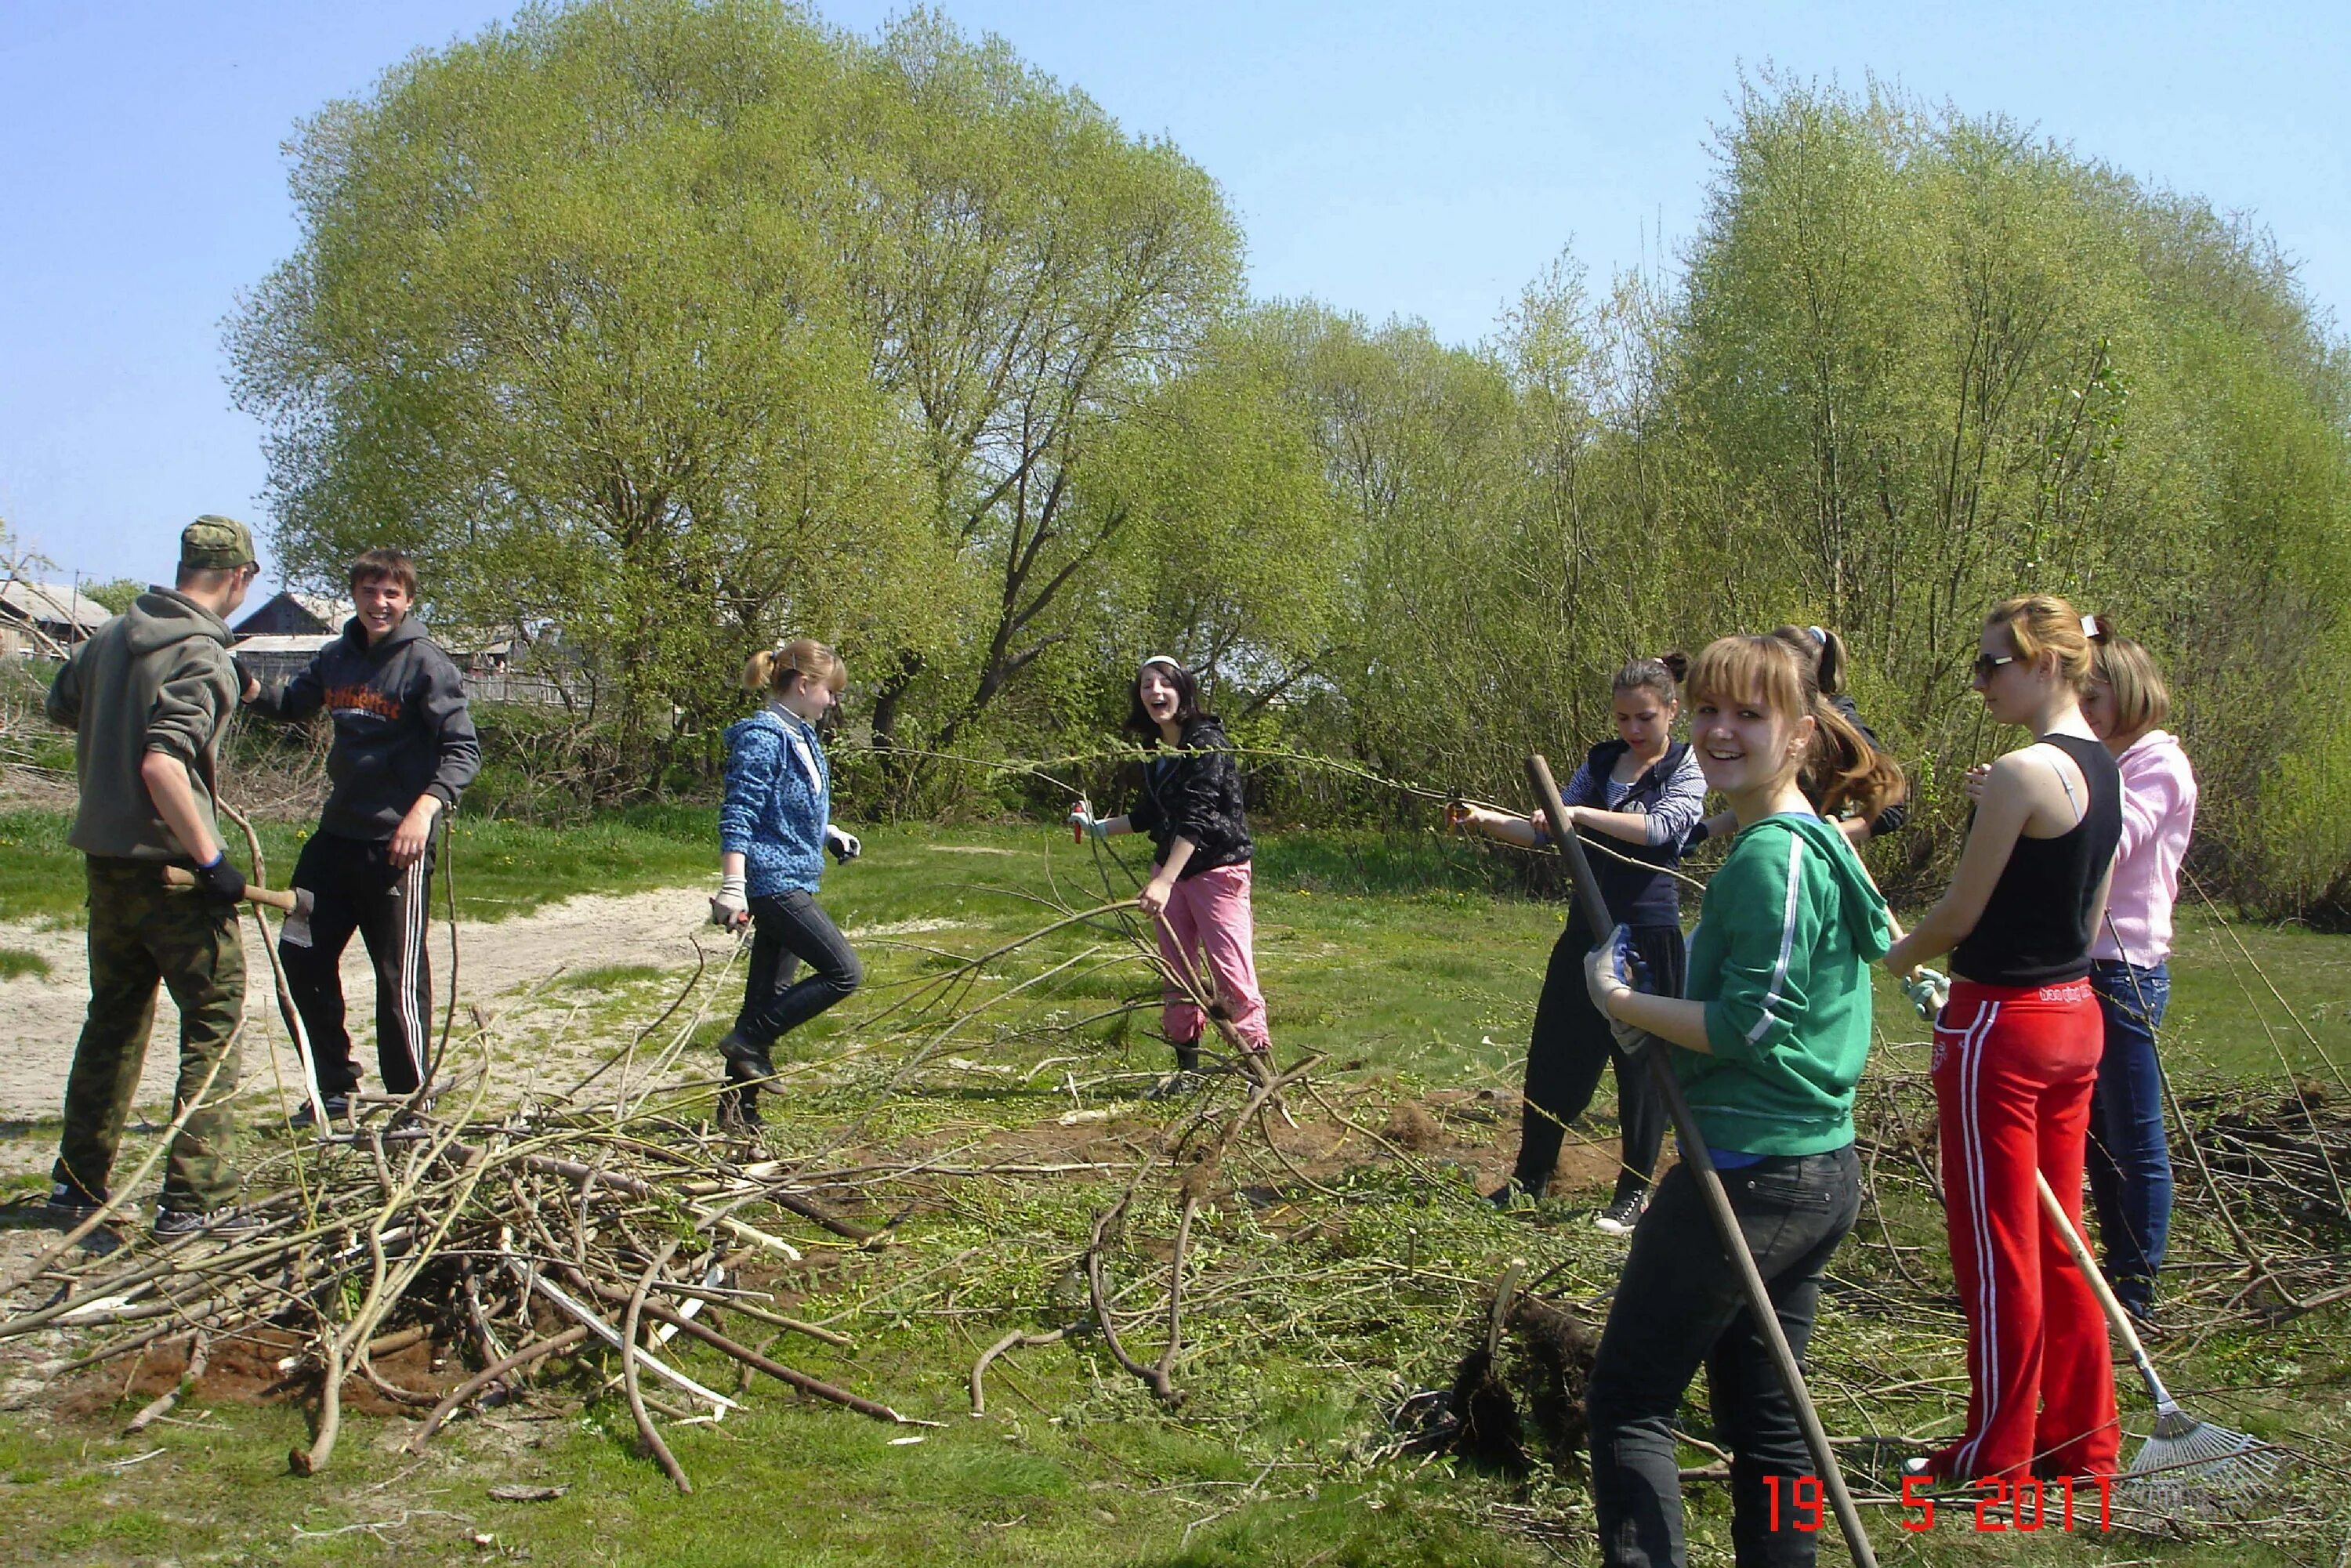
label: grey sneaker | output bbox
[44,1181,109,1224]
[153,1206,265,1238]
[1593,1190,1647,1236]
[1145,1070,1206,1102]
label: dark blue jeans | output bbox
[1588,1144,1861,1568]
[2087,960,2172,1316]
[734,890,862,1049]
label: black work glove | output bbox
[192,851,246,905]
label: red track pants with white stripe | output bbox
[1927,978,2120,1483]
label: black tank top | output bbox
[1953,733,2121,987]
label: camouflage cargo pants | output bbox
[53,857,244,1212]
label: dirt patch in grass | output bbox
[0,882,712,1117]
[51,1323,469,1423]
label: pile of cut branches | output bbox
[0,1059,918,1491]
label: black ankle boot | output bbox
[718,1029,777,1083]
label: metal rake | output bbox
[2037,1173,2284,1512]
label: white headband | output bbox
[1806,625,1828,646]
[2081,614,2100,640]
[1138,654,1183,678]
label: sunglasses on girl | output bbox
[1970,652,2019,680]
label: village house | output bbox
[0,580,110,657]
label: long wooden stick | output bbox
[625,1240,692,1493]
[1526,754,1876,1568]
[2034,1172,2177,1414]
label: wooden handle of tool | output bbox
[161,866,299,912]
[2034,1171,2172,1407]
[1524,755,1610,942]
[1524,753,1878,1568]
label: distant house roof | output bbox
[232,633,342,656]
[234,592,354,638]
[0,580,112,639]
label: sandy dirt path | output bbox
[0,883,720,1121]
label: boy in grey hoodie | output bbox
[244,549,479,1120]
[43,516,262,1234]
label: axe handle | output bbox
[161,866,301,913]
[1522,754,1878,1568]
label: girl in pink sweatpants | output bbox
[1070,656,1270,1077]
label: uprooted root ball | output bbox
[1447,1295,1599,1474]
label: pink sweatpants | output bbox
[1929,978,2120,1483]
[1150,862,1270,1052]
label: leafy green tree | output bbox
[842,13,1243,769]
[79,579,146,616]
[230,0,944,788]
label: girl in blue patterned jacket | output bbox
[708,639,863,1129]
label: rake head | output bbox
[2119,1410,2284,1514]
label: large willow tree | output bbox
[230,0,1237,791]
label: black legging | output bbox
[1514,922,1686,1198]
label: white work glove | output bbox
[1903,966,1951,1023]
[709,874,749,931]
[825,825,861,865]
[1067,806,1109,842]
[1581,925,1654,1053]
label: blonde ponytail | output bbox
[744,638,846,697]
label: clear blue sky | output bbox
[4,0,2345,591]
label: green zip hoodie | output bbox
[1677,811,1892,1155]
[45,588,240,862]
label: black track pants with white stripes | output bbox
[277,831,436,1099]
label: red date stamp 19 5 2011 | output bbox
[1764,1474,2115,1534]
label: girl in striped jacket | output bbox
[1455,655,1706,1231]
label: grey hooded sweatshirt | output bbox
[45,588,241,862]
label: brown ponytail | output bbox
[1613,651,1688,704]
[1769,624,1850,696]
[1686,635,1906,821]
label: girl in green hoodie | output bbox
[1581,632,1901,1568]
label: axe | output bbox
[162,868,319,947]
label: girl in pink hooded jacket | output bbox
[2080,633,2197,1322]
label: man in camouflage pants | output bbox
[44,516,264,1235]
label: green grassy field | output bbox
[0,805,719,928]
[2,813,2347,1565]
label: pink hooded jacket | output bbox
[2091,729,2197,967]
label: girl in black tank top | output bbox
[1951,733,2121,986]
[1880,596,2127,1485]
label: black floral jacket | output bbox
[1128,716,1253,878]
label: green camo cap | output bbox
[179,515,258,570]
